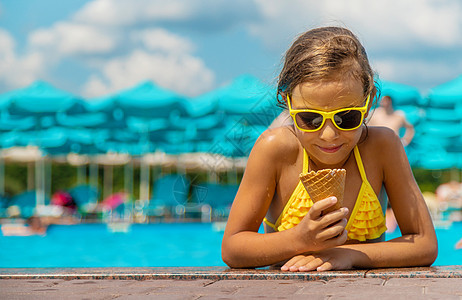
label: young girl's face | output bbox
[289,78,367,169]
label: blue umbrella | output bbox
[216,74,280,126]
[412,75,462,169]
[115,81,187,118]
[426,75,462,108]
[0,89,36,136]
[8,81,85,116]
[377,79,424,106]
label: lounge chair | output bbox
[145,174,191,220]
[0,194,11,218]
[190,183,239,221]
[68,185,99,218]
[9,191,42,218]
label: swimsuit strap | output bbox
[263,147,309,230]
[303,148,309,173]
[353,146,368,182]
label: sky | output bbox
[1,0,462,99]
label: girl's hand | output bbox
[293,196,349,253]
[281,248,356,272]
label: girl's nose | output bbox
[318,119,339,141]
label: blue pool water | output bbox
[0,222,461,268]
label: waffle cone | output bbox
[300,169,346,215]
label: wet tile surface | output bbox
[1,266,462,280]
[365,265,462,279]
[1,275,462,299]
[0,266,367,281]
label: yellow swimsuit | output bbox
[264,146,387,242]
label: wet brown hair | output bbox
[277,26,377,108]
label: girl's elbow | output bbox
[221,250,245,269]
[221,242,243,269]
[425,241,438,266]
[221,247,234,268]
[420,235,438,266]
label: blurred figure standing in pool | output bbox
[368,95,416,232]
[222,26,437,271]
[368,95,415,147]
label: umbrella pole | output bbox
[0,157,4,195]
[140,162,150,201]
[35,157,45,207]
[124,161,133,222]
[45,158,52,203]
[124,161,133,197]
[104,165,113,200]
[450,168,460,182]
[77,164,86,185]
[27,162,35,190]
[89,162,99,203]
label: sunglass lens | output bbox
[335,110,362,129]
[295,112,323,130]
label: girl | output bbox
[221,26,437,272]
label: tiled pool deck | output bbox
[1,266,462,299]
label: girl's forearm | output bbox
[339,234,438,269]
[222,230,305,268]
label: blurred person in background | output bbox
[368,95,415,146]
[368,95,415,232]
[435,180,462,207]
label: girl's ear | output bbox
[365,88,378,118]
[277,91,289,108]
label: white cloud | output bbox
[251,0,462,51]
[132,28,194,54]
[2,0,461,97]
[73,0,259,31]
[373,57,462,90]
[249,0,462,91]
[74,0,191,26]
[82,74,112,97]
[29,22,117,56]
[82,28,214,97]
[0,29,44,89]
[82,49,215,97]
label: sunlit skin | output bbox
[221,77,437,272]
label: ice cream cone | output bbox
[300,169,346,215]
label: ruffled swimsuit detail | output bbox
[263,146,387,242]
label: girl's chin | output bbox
[310,149,351,168]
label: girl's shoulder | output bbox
[366,126,401,146]
[360,126,403,159]
[252,126,300,160]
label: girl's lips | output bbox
[318,145,342,153]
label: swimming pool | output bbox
[1,222,461,268]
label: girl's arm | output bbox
[282,128,438,271]
[221,129,348,268]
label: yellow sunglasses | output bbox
[287,94,370,132]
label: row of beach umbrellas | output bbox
[1,74,462,205]
[2,74,462,169]
[0,74,280,159]
[0,75,280,206]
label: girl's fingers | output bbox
[309,197,338,219]
[319,207,349,228]
[297,257,324,272]
[281,255,307,271]
[317,218,348,241]
[323,229,348,248]
[316,261,333,272]
[289,256,316,272]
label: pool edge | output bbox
[0,266,461,280]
